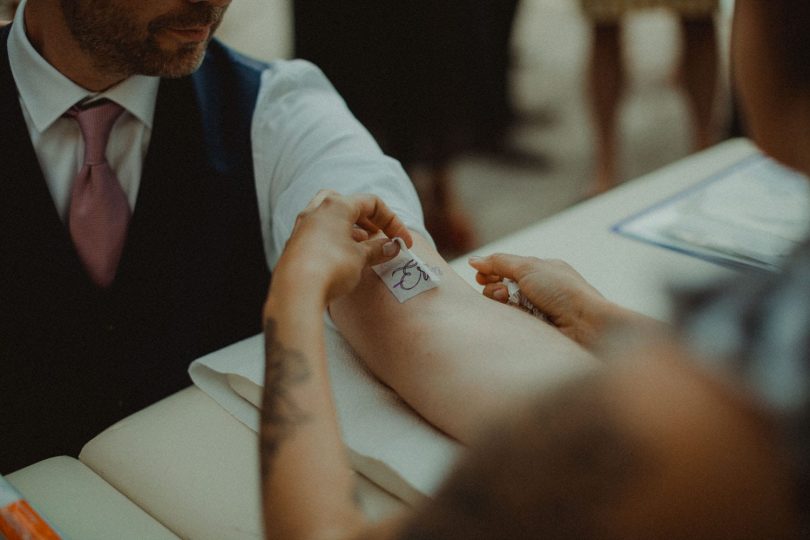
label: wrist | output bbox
[583,298,642,347]
[269,263,329,302]
[264,270,328,323]
[577,296,627,350]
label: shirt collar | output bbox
[8,0,160,133]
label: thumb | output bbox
[363,237,401,267]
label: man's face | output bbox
[59,0,230,78]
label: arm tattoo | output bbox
[260,318,312,483]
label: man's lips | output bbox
[164,26,211,42]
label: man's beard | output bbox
[59,1,227,79]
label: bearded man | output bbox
[1,0,594,474]
[0,0,431,471]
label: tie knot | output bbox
[67,100,125,166]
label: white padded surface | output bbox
[6,456,178,539]
[80,387,406,540]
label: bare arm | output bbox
[260,197,795,539]
[259,194,595,538]
[260,193,412,540]
[330,236,597,444]
[261,293,365,540]
[469,253,669,353]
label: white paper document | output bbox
[614,154,810,271]
[188,328,460,506]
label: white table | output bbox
[10,139,757,539]
[449,139,752,320]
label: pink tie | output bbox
[67,100,130,288]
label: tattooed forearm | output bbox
[261,318,312,483]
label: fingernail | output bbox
[383,241,397,257]
[493,288,508,302]
[468,256,482,264]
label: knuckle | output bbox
[322,194,350,212]
[317,190,341,205]
[546,258,567,267]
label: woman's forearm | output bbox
[260,284,366,540]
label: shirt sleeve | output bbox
[251,59,430,270]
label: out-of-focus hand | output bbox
[469,253,621,349]
[273,190,413,306]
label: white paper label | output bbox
[504,278,547,321]
[372,238,440,303]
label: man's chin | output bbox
[164,51,207,78]
[142,43,208,78]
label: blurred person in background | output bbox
[293,1,520,257]
[582,0,720,195]
[260,1,810,538]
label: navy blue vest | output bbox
[0,27,271,472]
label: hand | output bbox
[273,190,413,305]
[469,253,620,349]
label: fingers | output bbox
[482,282,509,303]
[468,253,540,282]
[475,272,503,286]
[351,226,370,243]
[352,195,413,247]
[305,190,414,247]
[362,237,401,267]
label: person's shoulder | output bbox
[201,41,333,94]
[258,58,337,97]
[260,58,325,81]
[203,38,329,77]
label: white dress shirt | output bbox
[7,0,427,271]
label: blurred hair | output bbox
[760,1,810,86]
[398,375,649,540]
[751,3,810,529]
